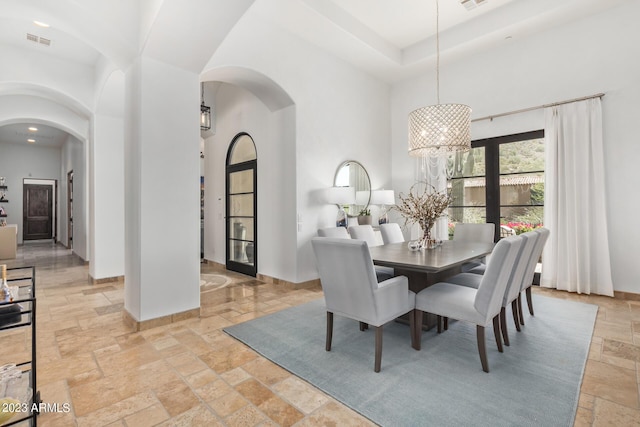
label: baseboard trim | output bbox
[614,290,640,302]
[257,274,321,290]
[89,275,124,285]
[123,307,200,332]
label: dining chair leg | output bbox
[443,317,448,331]
[409,310,419,350]
[518,293,525,325]
[526,286,535,316]
[374,326,383,373]
[492,315,503,353]
[359,322,368,331]
[511,300,521,332]
[500,307,510,346]
[326,312,333,351]
[415,310,423,351]
[476,325,489,373]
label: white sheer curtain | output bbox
[541,98,613,296]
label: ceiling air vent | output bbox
[460,0,487,11]
[26,33,51,47]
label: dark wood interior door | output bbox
[23,184,53,240]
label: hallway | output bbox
[1,243,639,425]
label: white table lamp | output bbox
[370,190,395,225]
[326,187,355,227]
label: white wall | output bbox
[90,69,126,280]
[205,7,391,283]
[91,114,124,279]
[0,142,62,244]
[61,135,88,261]
[203,83,297,282]
[391,1,640,293]
[0,45,95,109]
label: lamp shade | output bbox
[325,186,355,205]
[408,103,471,157]
[370,190,395,205]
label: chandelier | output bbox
[408,0,471,157]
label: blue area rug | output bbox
[224,295,597,426]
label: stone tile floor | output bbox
[1,242,639,426]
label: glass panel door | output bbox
[226,133,257,277]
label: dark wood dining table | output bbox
[369,240,494,329]
[369,240,494,293]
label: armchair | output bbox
[379,223,405,245]
[311,237,417,372]
[453,223,496,272]
[414,235,522,372]
[347,225,394,282]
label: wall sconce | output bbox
[200,82,211,131]
[370,190,395,225]
[325,187,355,227]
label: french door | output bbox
[448,130,545,241]
[225,133,257,277]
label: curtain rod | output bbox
[471,92,605,123]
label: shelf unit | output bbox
[1,266,40,427]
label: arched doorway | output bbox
[226,133,257,276]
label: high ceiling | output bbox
[0,0,630,148]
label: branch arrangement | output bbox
[394,182,452,237]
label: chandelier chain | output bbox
[435,0,440,105]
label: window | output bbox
[448,130,544,241]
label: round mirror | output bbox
[334,160,371,216]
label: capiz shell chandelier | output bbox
[408,0,471,157]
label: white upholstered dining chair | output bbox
[379,223,405,244]
[414,235,522,372]
[519,227,550,322]
[445,232,537,346]
[347,225,379,246]
[317,226,350,239]
[453,223,496,272]
[347,225,394,281]
[311,237,417,372]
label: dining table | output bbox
[369,240,494,329]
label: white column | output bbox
[124,56,200,321]
[90,114,125,280]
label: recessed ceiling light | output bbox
[33,21,50,28]
[27,139,36,143]
[28,127,38,132]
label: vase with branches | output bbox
[394,182,452,248]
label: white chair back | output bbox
[311,238,379,320]
[317,227,350,239]
[453,223,495,243]
[474,235,522,321]
[379,223,404,244]
[520,227,550,291]
[502,232,538,306]
[348,225,379,247]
